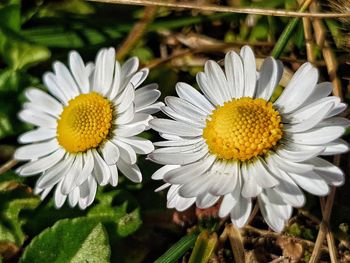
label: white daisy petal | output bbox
[150,119,202,137]
[240,45,257,97]
[149,147,208,165]
[75,150,94,186]
[18,109,57,129]
[18,148,65,176]
[117,158,142,183]
[164,156,215,184]
[18,128,56,144]
[301,82,333,106]
[205,60,231,102]
[152,165,179,180]
[176,82,214,113]
[121,57,139,78]
[37,156,74,189]
[322,139,349,155]
[129,68,149,89]
[68,187,80,207]
[15,139,59,160]
[315,117,350,129]
[286,126,345,145]
[109,61,121,100]
[108,165,119,187]
[137,101,164,114]
[256,57,281,101]
[68,51,90,93]
[224,51,244,98]
[306,157,344,186]
[93,48,115,96]
[25,88,63,116]
[135,84,160,110]
[250,158,279,188]
[178,174,212,198]
[283,102,333,133]
[54,180,67,208]
[275,63,318,113]
[43,72,68,103]
[219,193,237,218]
[276,143,325,163]
[61,154,82,195]
[155,183,171,192]
[53,61,80,99]
[162,106,205,128]
[115,103,135,125]
[114,140,137,164]
[196,193,220,209]
[92,150,110,186]
[197,72,222,106]
[101,140,120,165]
[230,196,252,228]
[258,196,286,232]
[119,137,154,154]
[268,154,314,174]
[115,84,135,113]
[241,163,262,198]
[288,170,329,196]
[115,124,146,138]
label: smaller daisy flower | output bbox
[149,46,349,232]
[15,48,163,209]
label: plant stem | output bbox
[271,0,313,59]
[154,232,198,263]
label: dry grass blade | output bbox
[87,0,350,18]
[116,6,158,60]
[0,159,18,175]
[226,224,245,263]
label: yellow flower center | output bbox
[203,97,283,161]
[57,92,113,153]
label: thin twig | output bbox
[226,224,245,263]
[242,225,329,252]
[116,6,158,60]
[320,197,339,263]
[0,159,18,175]
[298,0,316,63]
[311,2,343,98]
[87,0,350,18]
[247,203,259,225]
[309,187,337,263]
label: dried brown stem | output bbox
[311,3,343,98]
[226,224,245,263]
[247,202,259,225]
[309,187,337,263]
[0,159,18,175]
[116,6,158,60]
[242,225,329,252]
[87,0,350,18]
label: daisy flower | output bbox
[15,48,163,209]
[149,46,349,232]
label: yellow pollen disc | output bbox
[203,97,283,162]
[57,92,113,153]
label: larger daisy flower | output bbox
[149,46,349,232]
[15,48,163,209]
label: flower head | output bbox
[15,48,163,209]
[149,46,349,232]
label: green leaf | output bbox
[20,217,111,263]
[87,190,142,240]
[2,195,40,245]
[0,5,21,32]
[117,208,142,237]
[2,40,50,70]
[0,69,21,92]
[0,224,16,243]
[154,233,198,263]
[188,231,218,263]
